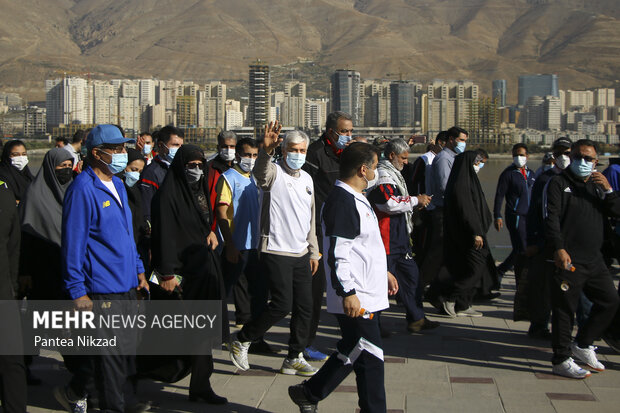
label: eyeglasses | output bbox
[185,163,203,170]
[573,154,596,163]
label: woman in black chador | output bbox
[150,144,228,405]
[443,150,496,316]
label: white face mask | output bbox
[364,168,378,189]
[473,164,481,174]
[513,155,527,168]
[239,157,255,173]
[11,155,28,171]
[555,154,570,170]
[220,148,235,162]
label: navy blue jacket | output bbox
[62,166,144,300]
[526,166,562,248]
[493,164,535,219]
[139,156,169,222]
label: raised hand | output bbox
[263,121,283,153]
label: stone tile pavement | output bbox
[24,272,620,413]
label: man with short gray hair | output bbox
[368,138,438,333]
[230,122,321,376]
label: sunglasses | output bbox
[185,163,203,170]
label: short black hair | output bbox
[56,137,70,145]
[158,125,184,144]
[139,132,152,138]
[236,137,258,154]
[572,139,598,154]
[72,129,86,144]
[339,142,379,180]
[326,111,352,132]
[446,126,468,139]
[512,143,528,156]
[435,130,449,143]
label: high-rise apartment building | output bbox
[305,98,327,130]
[281,81,306,128]
[544,96,561,130]
[248,61,270,128]
[594,88,615,107]
[176,95,197,128]
[564,90,593,112]
[45,77,90,130]
[425,80,479,137]
[390,81,418,127]
[492,80,507,107]
[139,79,156,106]
[331,70,361,125]
[361,80,390,127]
[203,81,226,128]
[225,110,244,130]
[524,95,560,131]
[518,74,559,107]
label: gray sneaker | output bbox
[456,307,483,317]
[288,383,318,413]
[53,386,87,413]
[281,353,318,376]
[229,337,251,371]
[443,301,457,318]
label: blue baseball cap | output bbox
[85,124,136,150]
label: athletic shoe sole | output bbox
[281,368,317,376]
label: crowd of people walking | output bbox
[1,111,620,413]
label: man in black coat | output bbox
[545,139,620,379]
[301,111,354,361]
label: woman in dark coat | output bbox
[19,147,74,299]
[0,140,35,203]
[443,150,495,316]
[150,144,228,405]
[117,148,150,272]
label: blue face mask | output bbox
[143,144,152,156]
[285,152,306,170]
[166,145,178,163]
[98,150,128,175]
[569,158,594,178]
[455,141,466,154]
[124,171,140,187]
[335,134,351,149]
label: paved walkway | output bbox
[26,272,620,413]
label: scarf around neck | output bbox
[377,158,413,235]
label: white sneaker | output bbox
[229,338,251,371]
[571,342,605,372]
[552,358,592,379]
[280,353,318,376]
[456,307,483,317]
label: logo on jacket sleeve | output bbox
[103,200,111,208]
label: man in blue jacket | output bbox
[493,143,535,279]
[56,124,149,413]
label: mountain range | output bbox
[2,0,619,103]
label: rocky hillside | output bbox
[2,0,618,102]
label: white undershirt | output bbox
[100,178,122,206]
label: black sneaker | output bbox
[249,339,280,355]
[288,383,318,413]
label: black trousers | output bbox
[308,258,326,346]
[304,314,386,413]
[527,251,552,327]
[551,259,620,364]
[189,354,214,395]
[222,249,268,324]
[387,253,424,322]
[69,290,138,413]
[0,355,27,413]
[447,245,488,312]
[238,253,312,357]
[498,213,527,274]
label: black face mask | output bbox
[55,167,73,185]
